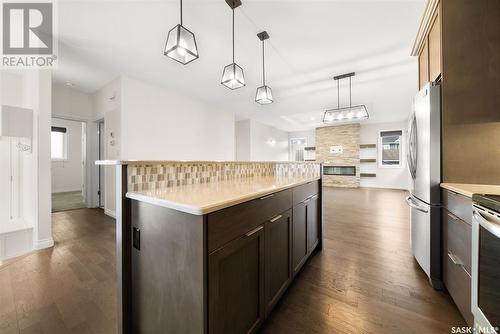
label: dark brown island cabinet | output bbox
[125,180,322,334]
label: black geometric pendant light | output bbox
[255,31,273,105]
[221,0,246,90]
[164,0,199,65]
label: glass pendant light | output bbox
[164,0,199,65]
[255,31,273,105]
[323,72,369,123]
[221,2,245,90]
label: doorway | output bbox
[98,120,105,208]
[51,117,87,212]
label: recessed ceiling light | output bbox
[65,81,74,87]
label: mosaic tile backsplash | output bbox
[127,162,321,192]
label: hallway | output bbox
[0,188,465,334]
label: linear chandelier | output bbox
[323,72,368,123]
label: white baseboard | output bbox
[36,238,54,250]
[360,185,409,191]
[52,188,83,194]
[105,209,116,219]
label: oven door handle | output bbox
[473,209,500,238]
[405,196,429,213]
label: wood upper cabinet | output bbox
[292,201,308,276]
[414,0,442,89]
[428,7,442,81]
[419,41,430,89]
[208,225,265,334]
[264,210,292,314]
[307,194,320,254]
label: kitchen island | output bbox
[97,160,323,334]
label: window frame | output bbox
[289,137,307,162]
[51,127,69,161]
[377,129,404,169]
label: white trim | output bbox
[105,208,116,219]
[36,238,54,250]
[52,188,83,194]
[378,129,404,169]
[360,185,409,191]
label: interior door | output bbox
[98,121,105,207]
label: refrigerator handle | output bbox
[405,196,429,213]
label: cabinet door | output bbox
[307,195,320,254]
[428,8,441,81]
[209,225,265,334]
[265,210,292,313]
[292,201,308,275]
[418,41,429,89]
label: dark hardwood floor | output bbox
[0,209,117,334]
[0,188,466,334]
[261,187,466,334]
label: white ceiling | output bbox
[53,0,425,132]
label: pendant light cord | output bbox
[337,79,340,109]
[180,0,183,26]
[349,76,352,107]
[232,8,235,63]
[262,41,265,85]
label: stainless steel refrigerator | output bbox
[405,82,442,289]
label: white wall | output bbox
[235,120,251,161]
[91,76,236,217]
[51,118,83,193]
[360,121,410,190]
[249,120,289,161]
[120,76,235,160]
[235,119,289,161]
[52,84,93,120]
[92,77,121,217]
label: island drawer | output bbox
[443,248,473,326]
[444,210,472,275]
[292,181,319,205]
[442,189,472,225]
[207,189,293,252]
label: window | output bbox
[378,130,403,167]
[290,138,307,161]
[51,126,68,160]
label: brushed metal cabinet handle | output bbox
[448,252,463,266]
[260,194,274,200]
[245,226,263,237]
[270,215,282,223]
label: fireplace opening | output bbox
[323,166,356,176]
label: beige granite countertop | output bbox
[126,176,321,215]
[440,183,500,198]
